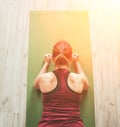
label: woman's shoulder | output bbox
[38,72,55,80]
[69,72,82,80]
[37,72,57,93]
[68,72,83,86]
[68,72,84,94]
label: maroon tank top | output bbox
[38,68,84,127]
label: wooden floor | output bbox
[0,0,120,127]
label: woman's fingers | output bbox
[72,53,79,63]
[45,53,52,58]
[72,52,79,58]
[44,53,52,64]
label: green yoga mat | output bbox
[27,11,95,127]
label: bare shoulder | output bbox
[69,72,83,81]
[68,72,86,94]
[34,72,57,93]
[39,72,55,79]
[36,72,56,84]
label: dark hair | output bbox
[52,41,72,65]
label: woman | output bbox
[34,41,89,127]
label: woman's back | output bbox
[38,68,84,127]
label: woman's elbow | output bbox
[83,80,89,92]
[34,79,40,90]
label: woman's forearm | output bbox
[74,62,83,74]
[39,53,52,74]
[34,54,51,89]
[39,62,49,74]
[74,61,89,91]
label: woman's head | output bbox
[52,41,72,66]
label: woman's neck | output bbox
[55,65,69,70]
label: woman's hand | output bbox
[44,53,52,65]
[34,53,52,89]
[72,52,79,63]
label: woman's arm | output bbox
[72,53,89,91]
[34,53,52,89]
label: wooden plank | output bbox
[30,0,88,10]
[0,0,29,127]
[0,112,19,127]
[89,1,120,126]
